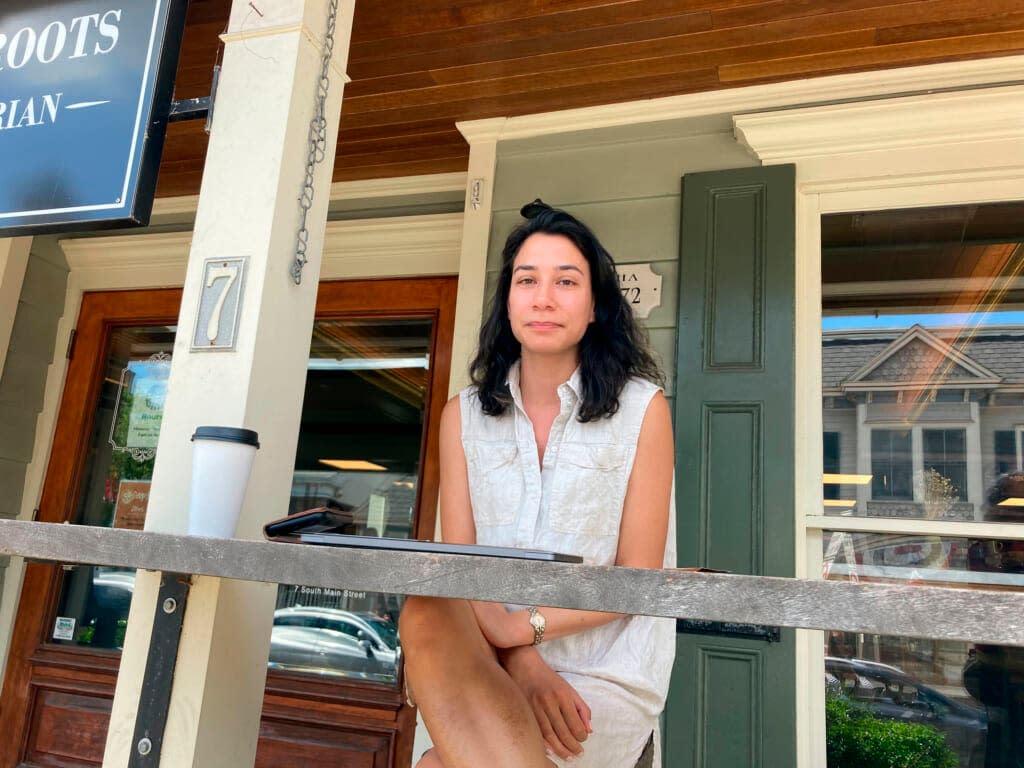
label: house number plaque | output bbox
[617,262,662,319]
[191,256,247,351]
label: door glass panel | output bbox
[51,325,175,649]
[48,313,435,681]
[269,317,433,684]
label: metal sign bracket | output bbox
[128,572,191,767]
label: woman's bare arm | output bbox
[439,395,476,546]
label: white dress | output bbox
[460,363,677,768]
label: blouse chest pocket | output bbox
[548,443,630,536]
[466,440,522,527]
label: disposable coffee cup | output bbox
[187,426,260,538]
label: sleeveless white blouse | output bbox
[459,363,676,768]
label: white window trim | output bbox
[737,80,1024,768]
[1012,425,1024,473]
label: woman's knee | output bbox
[415,747,444,768]
[400,597,490,667]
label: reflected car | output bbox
[826,656,987,768]
[86,567,137,648]
[268,606,399,681]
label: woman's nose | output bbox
[532,281,554,307]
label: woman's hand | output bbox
[469,601,531,649]
[500,645,592,761]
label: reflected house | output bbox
[823,323,1024,524]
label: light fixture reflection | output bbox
[823,473,872,485]
[823,499,857,508]
[308,356,429,371]
[997,497,1024,507]
[319,459,387,472]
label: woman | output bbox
[400,201,676,768]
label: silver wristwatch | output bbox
[528,606,546,646]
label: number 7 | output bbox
[205,265,239,343]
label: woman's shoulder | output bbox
[621,375,664,404]
[455,385,514,435]
[456,383,485,411]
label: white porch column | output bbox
[449,118,507,396]
[911,426,924,502]
[856,403,870,511]
[102,2,354,766]
[0,236,31,690]
[967,402,983,517]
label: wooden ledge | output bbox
[1,519,1022,646]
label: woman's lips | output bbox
[526,322,561,329]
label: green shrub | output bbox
[825,693,958,768]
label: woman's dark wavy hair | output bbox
[470,200,664,422]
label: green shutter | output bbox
[664,165,796,768]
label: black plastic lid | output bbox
[191,426,260,448]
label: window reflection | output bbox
[823,532,1024,589]
[822,202,1024,524]
[824,648,988,768]
[821,202,1024,766]
[870,429,912,501]
[822,526,1024,767]
[51,326,175,651]
[273,317,434,684]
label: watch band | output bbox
[528,606,546,646]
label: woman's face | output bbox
[506,232,595,359]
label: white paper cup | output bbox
[187,426,260,538]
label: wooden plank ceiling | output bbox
[158,0,1024,197]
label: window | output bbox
[823,432,840,500]
[871,430,912,500]
[820,202,1024,768]
[995,430,1016,475]
[922,429,966,501]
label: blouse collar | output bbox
[506,359,582,412]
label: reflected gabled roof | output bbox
[822,324,1024,390]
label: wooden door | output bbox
[0,277,456,768]
[664,166,797,767]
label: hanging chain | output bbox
[292,0,339,285]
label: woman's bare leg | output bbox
[401,596,556,768]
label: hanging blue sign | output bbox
[0,0,188,235]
